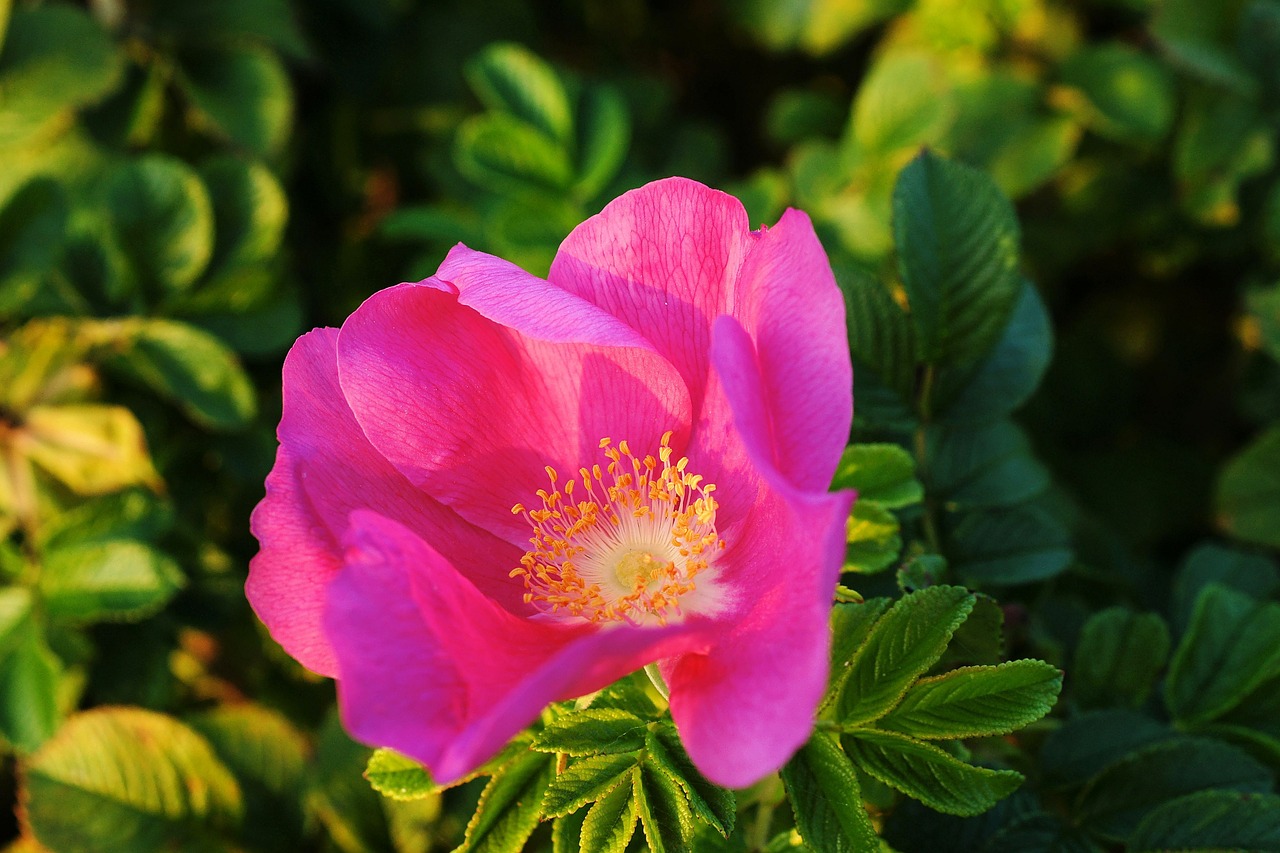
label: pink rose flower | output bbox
[247,178,854,788]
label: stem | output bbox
[913,364,941,553]
[643,663,669,700]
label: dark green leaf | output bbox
[879,660,1062,739]
[838,585,976,725]
[1172,542,1280,632]
[152,0,310,59]
[531,708,648,756]
[0,178,68,315]
[1059,44,1175,144]
[1076,736,1275,840]
[1166,584,1280,726]
[927,421,1050,509]
[938,594,1004,668]
[839,265,918,414]
[1073,607,1170,709]
[0,616,61,753]
[579,771,638,853]
[574,84,629,200]
[20,708,243,852]
[1129,789,1280,852]
[1217,425,1280,547]
[178,45,293,157]
[542,753,637,819]
[842,730,1023,816]
[780,734,878,853]
[551,808,585,853]
[947,504,1071,585]
[635,761,696,853]
[831,443,923,508]
[198,157,288,288]
[1039,710,1175,790]
[465,43,572,143]
[893,150,1021,364]
[455,114,574,195]
[40,540,185,624]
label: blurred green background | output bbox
[2,0,1280,850]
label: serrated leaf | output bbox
[878,661,1061,739]
[107,156,214,299]
[455,114,574,195]
[198,156,288,288]
[573,84,629,200]
[635,761,696,853]
[1075,736,1274,840]
[780,734,877,853]
[927,421,1050,509]
[946,504,1071,586]
[1039,710,1176,790]
[40,540,185,624]
[460,748,554,853]
[1171,542,1280,632]
[20,404,161,495]
[838,266,918,419]
[831,444,923,508]
[1129,789,1280,852]
[647,726,735,836]
[579,771,638,853]
[893,151,1021,365]
[532,708,647,757]
[844,501,902,574]
[552,808,586,853]
[466,43,572,143]
[101,319,256,429]
[1216,425,1280,547]
[825,598,893,715]
[937,593,1004,669]
[542,753,638,818]
[837,585,976,726]
[20,708,243,852]
[1166,583,1280,726]
[178,44,293,157]
[0,178,68,315]
[1073,607,1170,710]
[365,749,436,801]
[0,5,124,147]
[842,730,1023,816]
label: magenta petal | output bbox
[549,177,756,415]
[336,259,690,543]
[247,330,523,676]
[326,511,712,783]
[663,317,854,788]
[736,209,852,492]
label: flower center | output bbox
[510,432,725,625]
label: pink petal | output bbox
[549,177,756,418]
[336,256,690,544]
[663,317,854,788]
[247,329,523,677]
[735,209,852,492]
[326,510,714,783]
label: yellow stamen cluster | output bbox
[510,431,724,625]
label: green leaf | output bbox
[946,504,1071,585]
[542,753,638,818]
[780,734,878,853]
[1151,0,1253,90]
[1129,789,1280,852]
[936,593,1004,669]
[0,178,68,315]
[198,156,288,288]
[466,43,572,143]
[1059,44,1176,144]
[826,598,893,713]
[838,266,918,414]
[20,708,243,852]
[897,552,947,593]
[1216,424,1280,547]
[107,156,214,299]
[831,443,923,508]
[38,489,173,552]
[893,150,1021,364]
[1172,542,1280,632]
[1173,88,1273,225]
[364,749,436,801]
[579,771,639,853]
[837,585,976,726]
[40,540,185,624]
[842,730,1023,816]
[733,0,909,55]
[1075,736,1274,840]
[21,404,161,495]
[849,52,952,156]
[1039,710,1175,790]
[532,708,648,756]
[938,280,1052,424]
[460,748,554,853]
[152,0,310,59]
[1073,607,1170,710]
[927,421,1050,509]
[1166,584,1280,726]
[103,319,257,429]
[573,84,629,200]
[455,114,574,195]
[0,615,61,753]
[646,726,735,836]
[552,809,586,853]
[878,660,1062,739]
[0,5,124,147]
[844,501,902,574]
[634,761,696,853]
[305,713,395,853]
[178,44,293,157]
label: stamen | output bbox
[510,433,725,625]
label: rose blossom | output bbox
[247,177,854,788]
